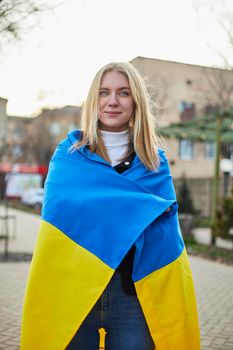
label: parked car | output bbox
[21,188,44,211]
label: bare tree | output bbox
[0,0,60,47]
[191,1,233,245]
[193,0,233,69]
[192,0,233,113]
[197,67,233,115]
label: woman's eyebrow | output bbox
[100,86,130,90]
[118,87,131,90]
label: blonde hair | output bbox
[75,62,161,170]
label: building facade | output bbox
[130,56,233,180]
[1,57,233,213]
[0,102,81,198]
[1,104,81,166]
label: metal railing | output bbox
[0,214,17,259]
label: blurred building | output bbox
[2,105,81,165]
[28,105,81,165]
[0,102,81,198]
[131,56,233,179]
[131,57,233,215]
[0,98,7,158]
[1,57,233,212]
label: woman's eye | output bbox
[99,90,108,96]
[119,90,129,96]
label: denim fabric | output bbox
[66,271,154,350]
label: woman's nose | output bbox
[108,93,119,106]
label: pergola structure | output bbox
[160,110,233,244]
[161,110,233,143]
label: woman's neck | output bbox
[100,129,130,166]
[100,129,129,147]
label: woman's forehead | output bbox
[100,70,130,88]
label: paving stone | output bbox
[212,337,227,346]
[201,338,212,346]
[190,256,233,350]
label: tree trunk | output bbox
[210,114,222,245]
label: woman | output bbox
[21,62,200,350]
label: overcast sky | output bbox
[0,0,232,116]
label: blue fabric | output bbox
[42,130,184,277]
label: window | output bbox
[12,145,23,158]
[222,143,233,161]
[179,139,194,160]
[230,144,233,161]
[13,127,24,141]
[186,79,193,85]
[204,141,215,160]
[49,122,61,137]
[179,101,195,121]
[203,104,219,115]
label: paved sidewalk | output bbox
[0,207,233,349]
[0,206,40,254]
[0,262,29,350]
[193,227,233,250]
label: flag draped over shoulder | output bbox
[20,130,200,350]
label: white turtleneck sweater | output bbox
[100,129,130,166]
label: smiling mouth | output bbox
[105,111,121,116]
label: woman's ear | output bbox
[129,119,134,127]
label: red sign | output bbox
[0,163,48,175]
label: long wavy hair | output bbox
[74,62,161,170]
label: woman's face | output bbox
[98,70,135,132]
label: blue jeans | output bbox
[66,271,155,350]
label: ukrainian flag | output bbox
[20,130,200,350]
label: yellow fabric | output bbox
[99,328,106,348]
[135,249,200,350]
[20,220,114,350]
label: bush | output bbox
[216,187,233,243]
[177,175,195,214]
[177,176,196,237]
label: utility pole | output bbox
[210,114,223,246]
[0,98,10,258]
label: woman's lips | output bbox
[105,111,121,116]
